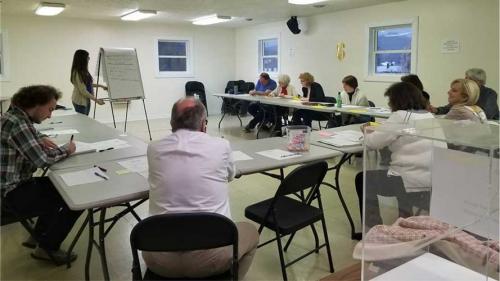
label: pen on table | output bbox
[50,121,63,124]
[94,172,109,180]
[70,134,74,142]
[281,153,300,158]
[94,165,107,172]
[98,147,114,152]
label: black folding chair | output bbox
[185,81,207,111]
[312,96,337,130]
[130,213,239,281]
[245,161,334,280]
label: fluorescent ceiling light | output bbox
[121,10,157,21]
[35,2,65,16]
[192,14,231,25]
[288,0,327,5]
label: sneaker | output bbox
[31,246,77,265]
[22,235,37,249]
[263,122,274,130]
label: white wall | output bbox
[235,0,499,108]
[0,15,235,121]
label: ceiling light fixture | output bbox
[35,2,65,16]
[192,14,232,25]
[288,0,327,5]
[121,10,157,21]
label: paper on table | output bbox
[44,129,79,136]
[117,157,148,178]
[59,141,97,155]
[60,167,107,187]
[256,149,302,160]
[51,110,77,117]
[318,130,363,147]
[232,151,253,161]
[92,138,131,150]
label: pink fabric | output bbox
[363,216,499,266]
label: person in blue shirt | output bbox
[244,73,277,132]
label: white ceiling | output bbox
[1,0,404,27]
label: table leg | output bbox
[256,103,265,139]
[324,153,356,238]
[85,210,94,281]
[218,99,227,129]
[66,214,89,268]
[98,208,111,281]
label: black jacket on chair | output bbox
[302,82,325,102]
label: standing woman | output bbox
[71,49,106,115]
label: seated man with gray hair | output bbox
[144,97,259,278]
[430,68,499,120]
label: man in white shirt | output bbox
[145,97,259,279]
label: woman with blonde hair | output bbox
[291,72,326,126]
[270,74,299,97]
[445,78,487,123]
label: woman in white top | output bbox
[270,74,299,98]
[339,75,370,125]
[263,74,298,133]
[445,78,487,123]
[353,82,435,239]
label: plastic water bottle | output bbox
[233,85,238,95]
[194,93,199,100]
[337,92,342,108]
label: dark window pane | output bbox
[262,39,278,56]
[158,41,187,56]
[262,57,278,72]
[375,53,411,74]
[159,58,187,72]
[376,26,412,51]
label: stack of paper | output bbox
[92,139,131,150]
[232,151,253,161]
[118,157,148,178]
[318,130,363,147]
[256,149,302,160]
[60,167,109,187]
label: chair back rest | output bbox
[225,80,246,94]
[323,96,337,104]
[275,161,328,198]
[241,82,255,93]
[185,81,205,95]
[131,212,238,252]
[368,100,376,107]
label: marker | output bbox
[98,147,114,152]
[94,165,107,172]
[94,172,109,180]
[70,134,74,142]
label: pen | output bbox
[98,147,114,152]
[94,165,107,172]
[280,153,300,158]
[50,121,63,124]
[70,134,74,142]
[94,172,109,180]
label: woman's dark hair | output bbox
[400,74,424,91]
[70,49,91,85]
[384,82,426,111]
[11,85,61,109]
[342,75,358,89]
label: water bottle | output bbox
[194,93,199,100]
[233,85,238,95]
[337,92,342,108]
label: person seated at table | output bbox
[244,72,277,132]
[339,75,370,125]
[291,72,326,127]
[401,74,430,106]
[444,78,487,123]
[264,74,300,133]
[0,85,82,264]
[145,97,259,279]
[429,68,499,119]
[353,82,435,240]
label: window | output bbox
[155,38,193,77]
[366,19,418,81]
[258,38,279,74]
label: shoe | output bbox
[22,235,37,249]
[263,122,273,130]
[352,232,363,241]
[31,246,77,265]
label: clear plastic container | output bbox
[286,125,311,151]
